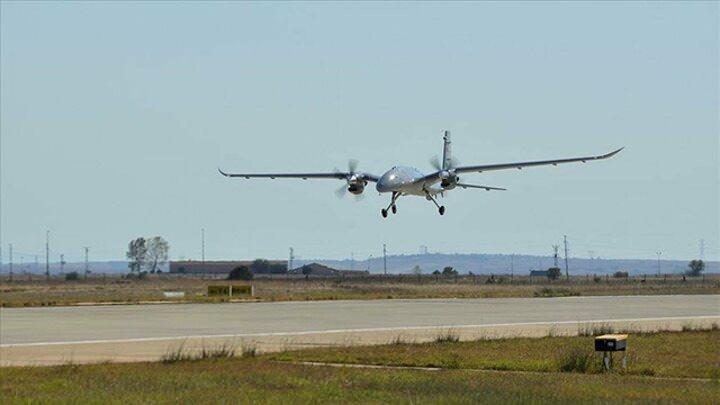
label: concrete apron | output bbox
[2,317,718,366]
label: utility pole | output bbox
[8,244,13,282]
[552,245,560,267]
[45,231,50,281]
[563,235,569,280]
[350,252,354,270]
[83,247,90,279]
[656,251,662,276]
[34,255,39,274]
[699,239,705,260]
[60,254,66,274]
[201,228,205,272]
[510,253,515,281]
[383,244,387,275]
[288,247,294,273]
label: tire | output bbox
[381,209,388,218]
[439,206,445,215]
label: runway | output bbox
[2,295,718,366]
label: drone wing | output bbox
[218,169,379,182]
[453,148,623,174]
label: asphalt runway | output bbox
[2,295,718,366]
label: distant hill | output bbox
[1,254,716,276]
[297,253,719,276]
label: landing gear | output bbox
[381,192,400,218]
[424,190,446,216]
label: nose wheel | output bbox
[381,208,388,218]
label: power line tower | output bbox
[656,251,662,276]
[563,235,569,280]
[383,244,387,275]
[8,244,13,282]
[45,231,50,281]
[83,247,90,279]
[60,254,66,274]
[552,245,560,267]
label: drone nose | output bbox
[376,174,392,193]
[376,180,389,193]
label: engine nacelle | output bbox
[440,170,459,190]
[348,181,366,195]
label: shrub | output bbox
[547,267,562,280]
[613,271,629,278]
[434,330,460,343]
[65,272,80,281]
[228,266,253,280]
[578,323,615,337]
[557,347,595,373]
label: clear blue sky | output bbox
[1,2,717,263]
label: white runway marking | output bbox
[3,315,717,348]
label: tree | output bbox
[613,271,629,279]
[432,270,441,275]
[228,266,253,280]
[298,265,311,279]
[146,236,169,273]
[412,265,423,276]
[547,267,562,280]
[687,260,705,277]
[250,259,287,274]
[65,272,80,281]
[442,266,458,277]
[126,237,147,273]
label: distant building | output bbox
[289,262,369,277]
[169,260,287,275]
[529,270,549,278]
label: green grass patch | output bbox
[2,358,718,404]
[268,330,720,379]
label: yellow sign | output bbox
[208,285,253,297]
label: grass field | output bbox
[269,329,720,379]
[1,274,718,307]
[2,330,718,404]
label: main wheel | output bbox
[391,205,397,214]
[381,209,388,218]
[439,206,446,215]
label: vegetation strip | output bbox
[281,361,715,382]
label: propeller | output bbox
[335,159,365,200]
[430,155,442,171]
[429,155,460,171]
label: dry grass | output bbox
[1,274,718,307]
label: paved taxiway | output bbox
[2,295,718,365]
